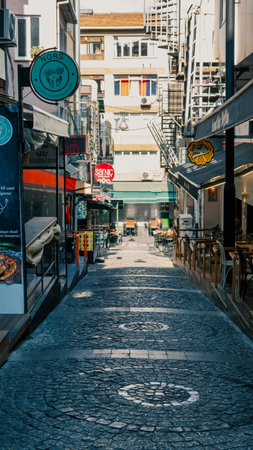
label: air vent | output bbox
[0,9,16,47]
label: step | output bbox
[0,330,9,368]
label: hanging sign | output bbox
[94,163,115,184]
[187,139,214,166]
[64,136,87,155]
[29,48,80,103]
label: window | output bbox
[16,16,40,59]
[60,22,67,52]
[81,36,104,59]
[114,76,157,97]
[114,37,155,58]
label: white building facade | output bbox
[80,11,173,225]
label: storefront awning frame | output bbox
[194,79,253,140]
[24,104,69,137]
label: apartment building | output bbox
[144,0,253,236]
[80,10,173,225]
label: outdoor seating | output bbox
[235,244,253,300]
[216,240,234,287]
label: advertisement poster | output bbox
[77,201,87,220]
[0,105,24,313]
[86,231,94,251]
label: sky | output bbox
[80,0,144,13]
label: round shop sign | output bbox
[0,116,13,146]
[29,49,80,102]
[187,139,214,166]
[94,163,115,184]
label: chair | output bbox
[235,245,253,300]
[216,240,233,287]
[236,234,253,243]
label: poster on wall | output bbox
[77,201,87,220]
[0,105,25,313]
[86,231,94,251]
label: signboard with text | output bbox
[64,136,87,156]
[94,163,115,184]
[30,49,80,103]
[187,139,214,166]
[0,105,25,313]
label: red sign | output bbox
[94,163,114,184]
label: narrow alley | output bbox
[0,231,253,449]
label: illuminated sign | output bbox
[187,139,214,166]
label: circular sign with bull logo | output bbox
[29,48,80,102]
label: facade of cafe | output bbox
[0,0,103,320]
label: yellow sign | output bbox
[78,232,86,251]
[188,139,214,166]
[86,231,94,251]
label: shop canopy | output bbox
[169,142,253,200]
[194,79,253,140]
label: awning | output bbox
[169,143,253,199]
[111,191,174,203]
[58,0,78,24]
[194,79,253,140]
[24,105,69,137]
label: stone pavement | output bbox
[1,230,253,449]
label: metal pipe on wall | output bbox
[223,0,235,247]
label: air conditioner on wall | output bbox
[142,171,152,181]
[0,9,16,46]
[140,97,151,106]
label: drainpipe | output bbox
[223,0,235,247]
[56,0,69,49]
[74,0,81,134]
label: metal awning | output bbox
[194,79,253,140]
[58,0,77,24]
[24,105,69,137]
[169,143,253,199]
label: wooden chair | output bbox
[216,240,233,287]
[236,244,253,300]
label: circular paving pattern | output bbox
[35,361,253,433]
[119,322,169,332]
[118,382,199,407]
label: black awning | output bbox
[169,142,253,199]
[194,79,253,140]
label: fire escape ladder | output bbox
[148,116,179,168]
[144,0,179,55]
[184,7,199,135]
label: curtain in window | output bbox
[139,78,150,96]
[121,80,129,96]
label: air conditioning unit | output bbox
[0,9,16,47]
[142,171,152,181]
[140,97,151,106]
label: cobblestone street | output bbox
[1,230,253,449]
